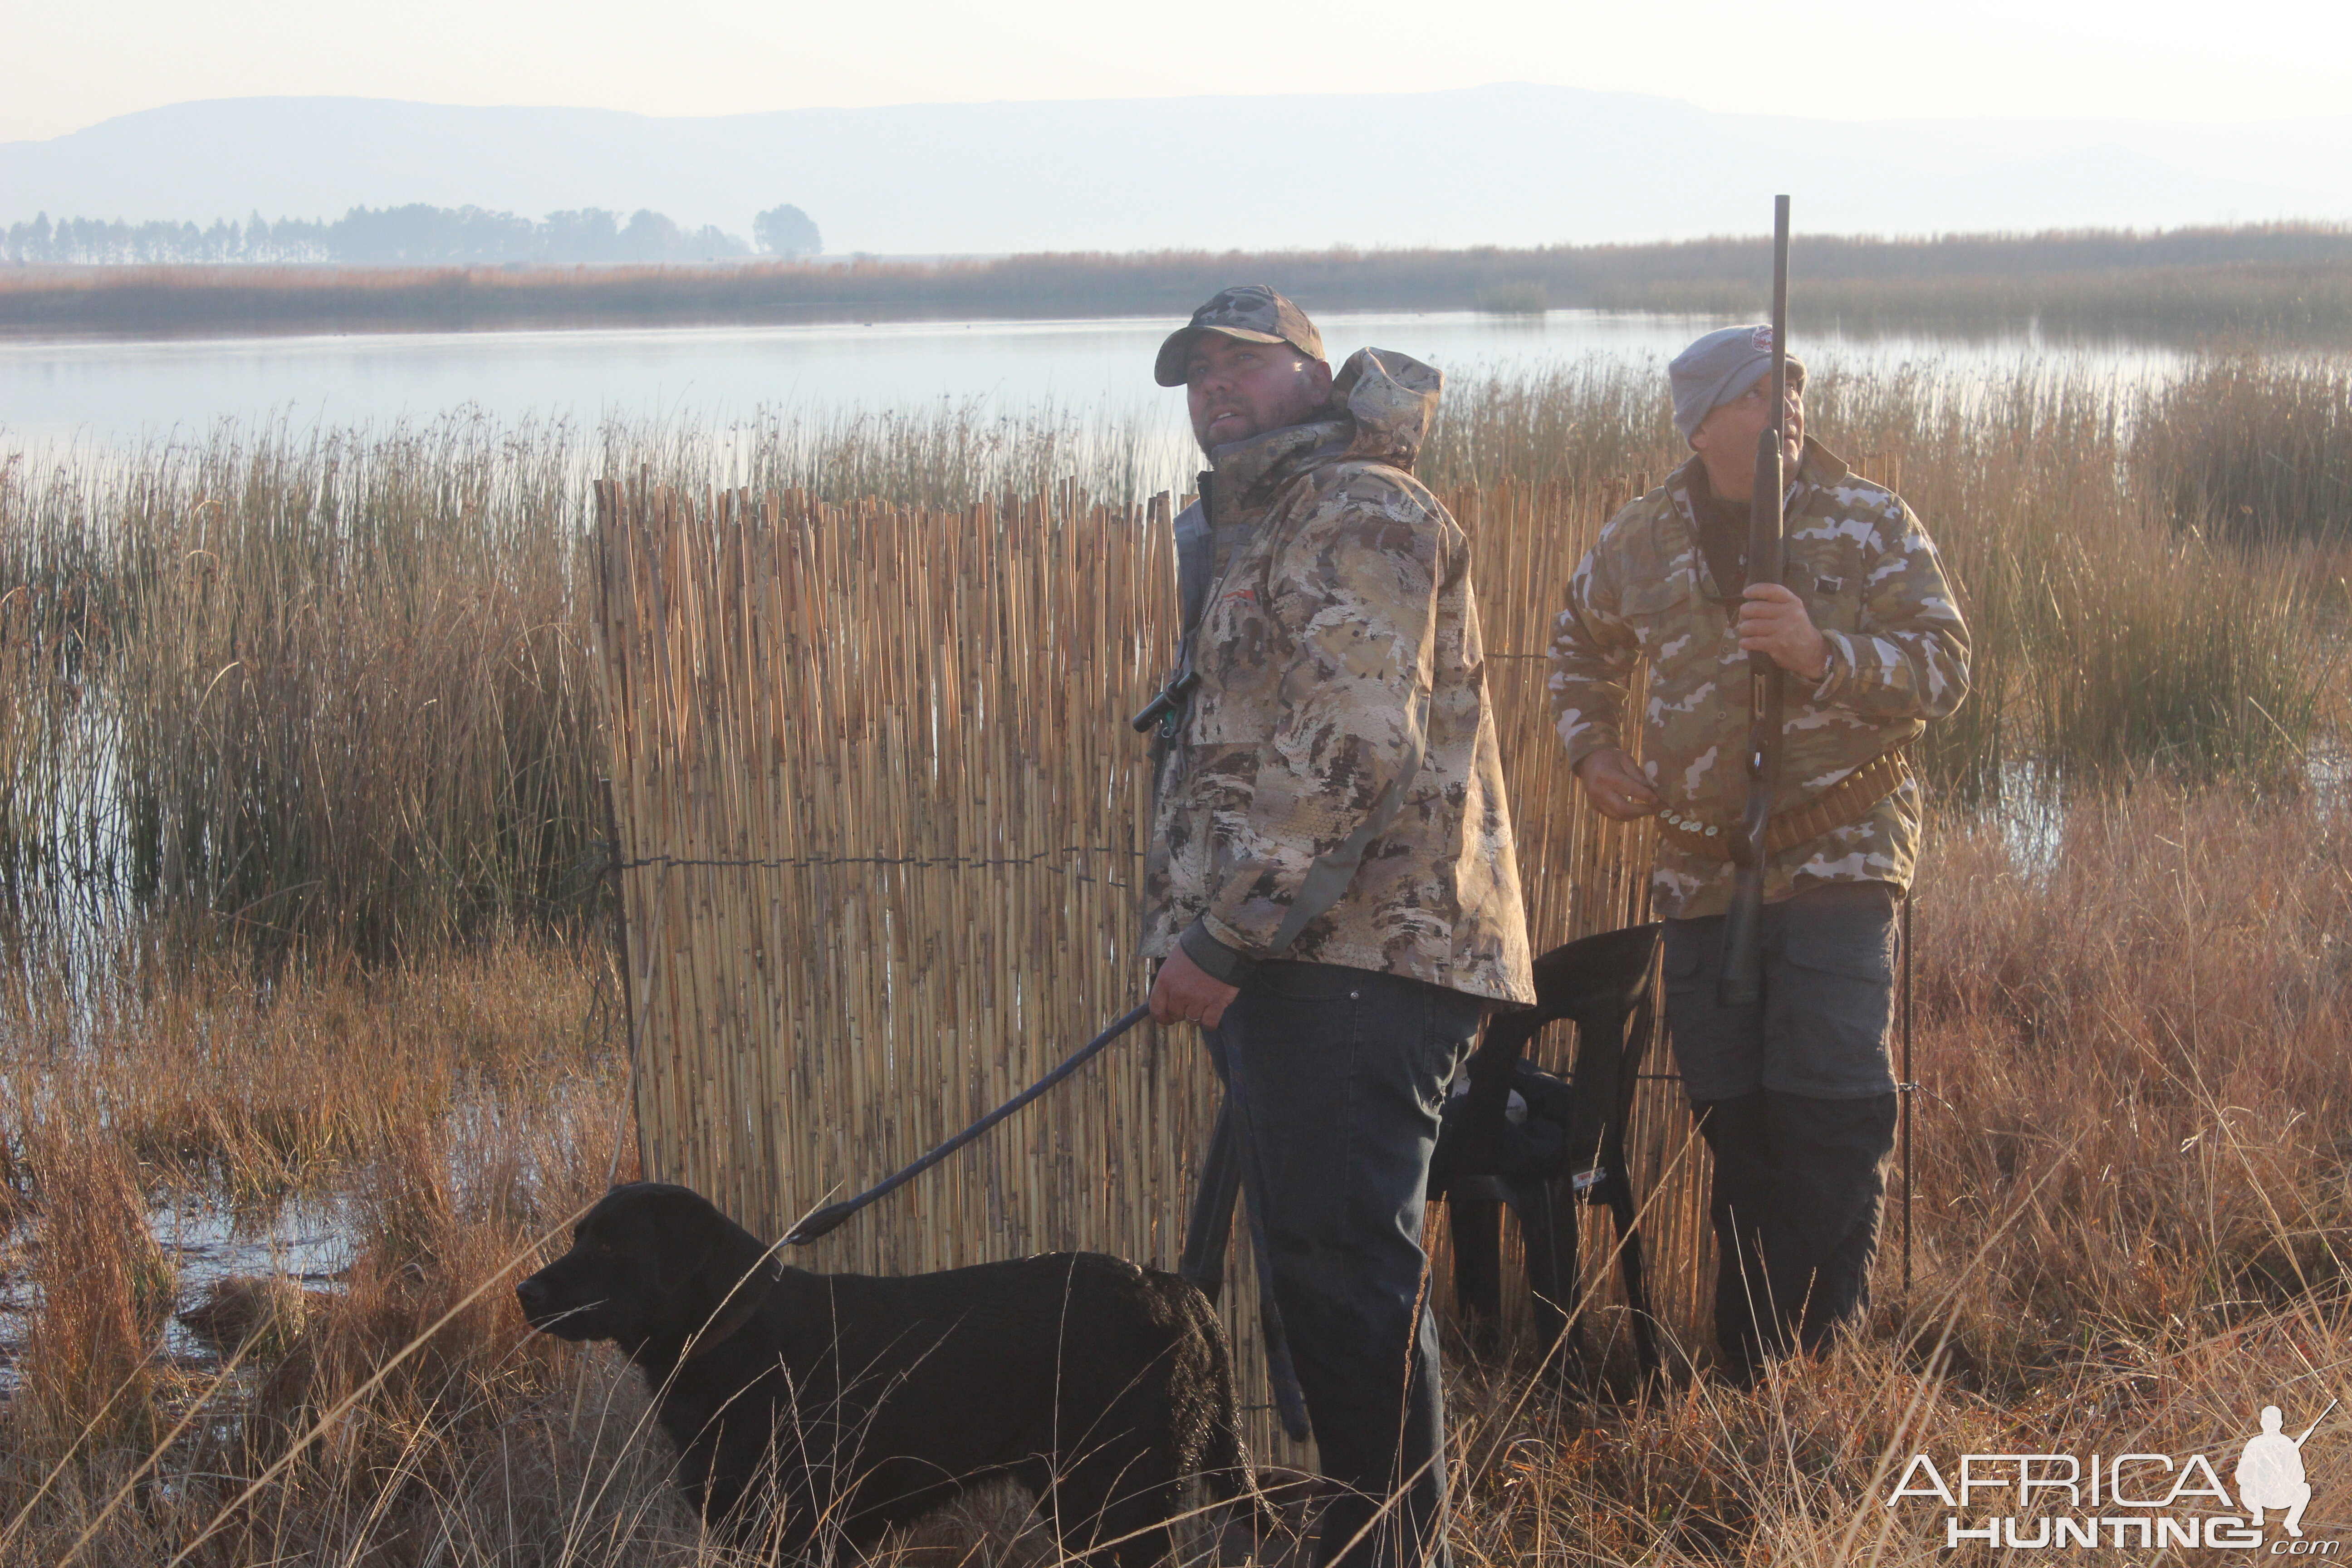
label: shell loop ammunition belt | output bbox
[1653,749,1912,862]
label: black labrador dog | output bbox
[517,1182,1269,1563]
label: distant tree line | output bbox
[1,203,823,265]
[2,223,2344,345]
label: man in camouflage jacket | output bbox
[1142,286,1534,1568]
[1547,324,1969,1379]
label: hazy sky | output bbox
[7,0,2348,144]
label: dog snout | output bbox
[515,1274,552,1322]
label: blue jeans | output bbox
[1207,961,1486,1568]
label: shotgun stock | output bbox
[1718,196,1792,1008]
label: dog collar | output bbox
[679,1271,777,1364]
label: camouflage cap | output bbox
[1154,285,1326,387]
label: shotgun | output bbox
[1718,196,1792,1008]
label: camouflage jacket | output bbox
[1546,441,1970,920]
[1142,349,1537,1007]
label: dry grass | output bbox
[1439,779,2352,1562]
[0,781,2346,1563]
[0,937,658,1564]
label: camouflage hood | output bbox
[1328,348,1441,470]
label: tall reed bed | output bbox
[1590,261,2352,343]
[0,421,605,962]
[0,404,1179,964]
[2135,355,2352,549]
[1818,360,2344,793]
[0,354,2342,965]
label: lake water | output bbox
[0,309,2200,465]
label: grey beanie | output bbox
[1669,325,1806,446]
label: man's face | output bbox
[1184,333,1333,453]
[1690,374,1806,495]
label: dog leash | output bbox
[784,1004,1153,1246]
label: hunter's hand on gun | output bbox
[1737,583,1828,681]
[1575,748,1662,821]
[1149,946,1240,1029]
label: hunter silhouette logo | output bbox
[2240,1402,2332,1538]
[1886,1400,2337,1551]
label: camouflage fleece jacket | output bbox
[1142,349,1537,1007]
[1547,440,1970,920]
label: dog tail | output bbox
[1174,1279,1283,1535]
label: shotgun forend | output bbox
[1718,195,1792,1009]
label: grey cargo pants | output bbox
[1662,880,1902,1380]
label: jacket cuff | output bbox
[1179,918,1260,987]
[1808,630,1855,704]
[1561,719,1623,774]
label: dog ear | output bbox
[637,1189,726,1301]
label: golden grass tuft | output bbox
[14,1127,174,1449]
[1907,783,2352,1382]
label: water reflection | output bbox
[0,309,2200,457]
[1980,741,2347,885]
[0,1192,351,1392]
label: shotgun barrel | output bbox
[1718,196,1792,1008]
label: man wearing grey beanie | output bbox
[1546,324,1971,1381]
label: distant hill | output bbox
[2,87,2346,253]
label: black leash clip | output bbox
[1128,670,1198,737]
